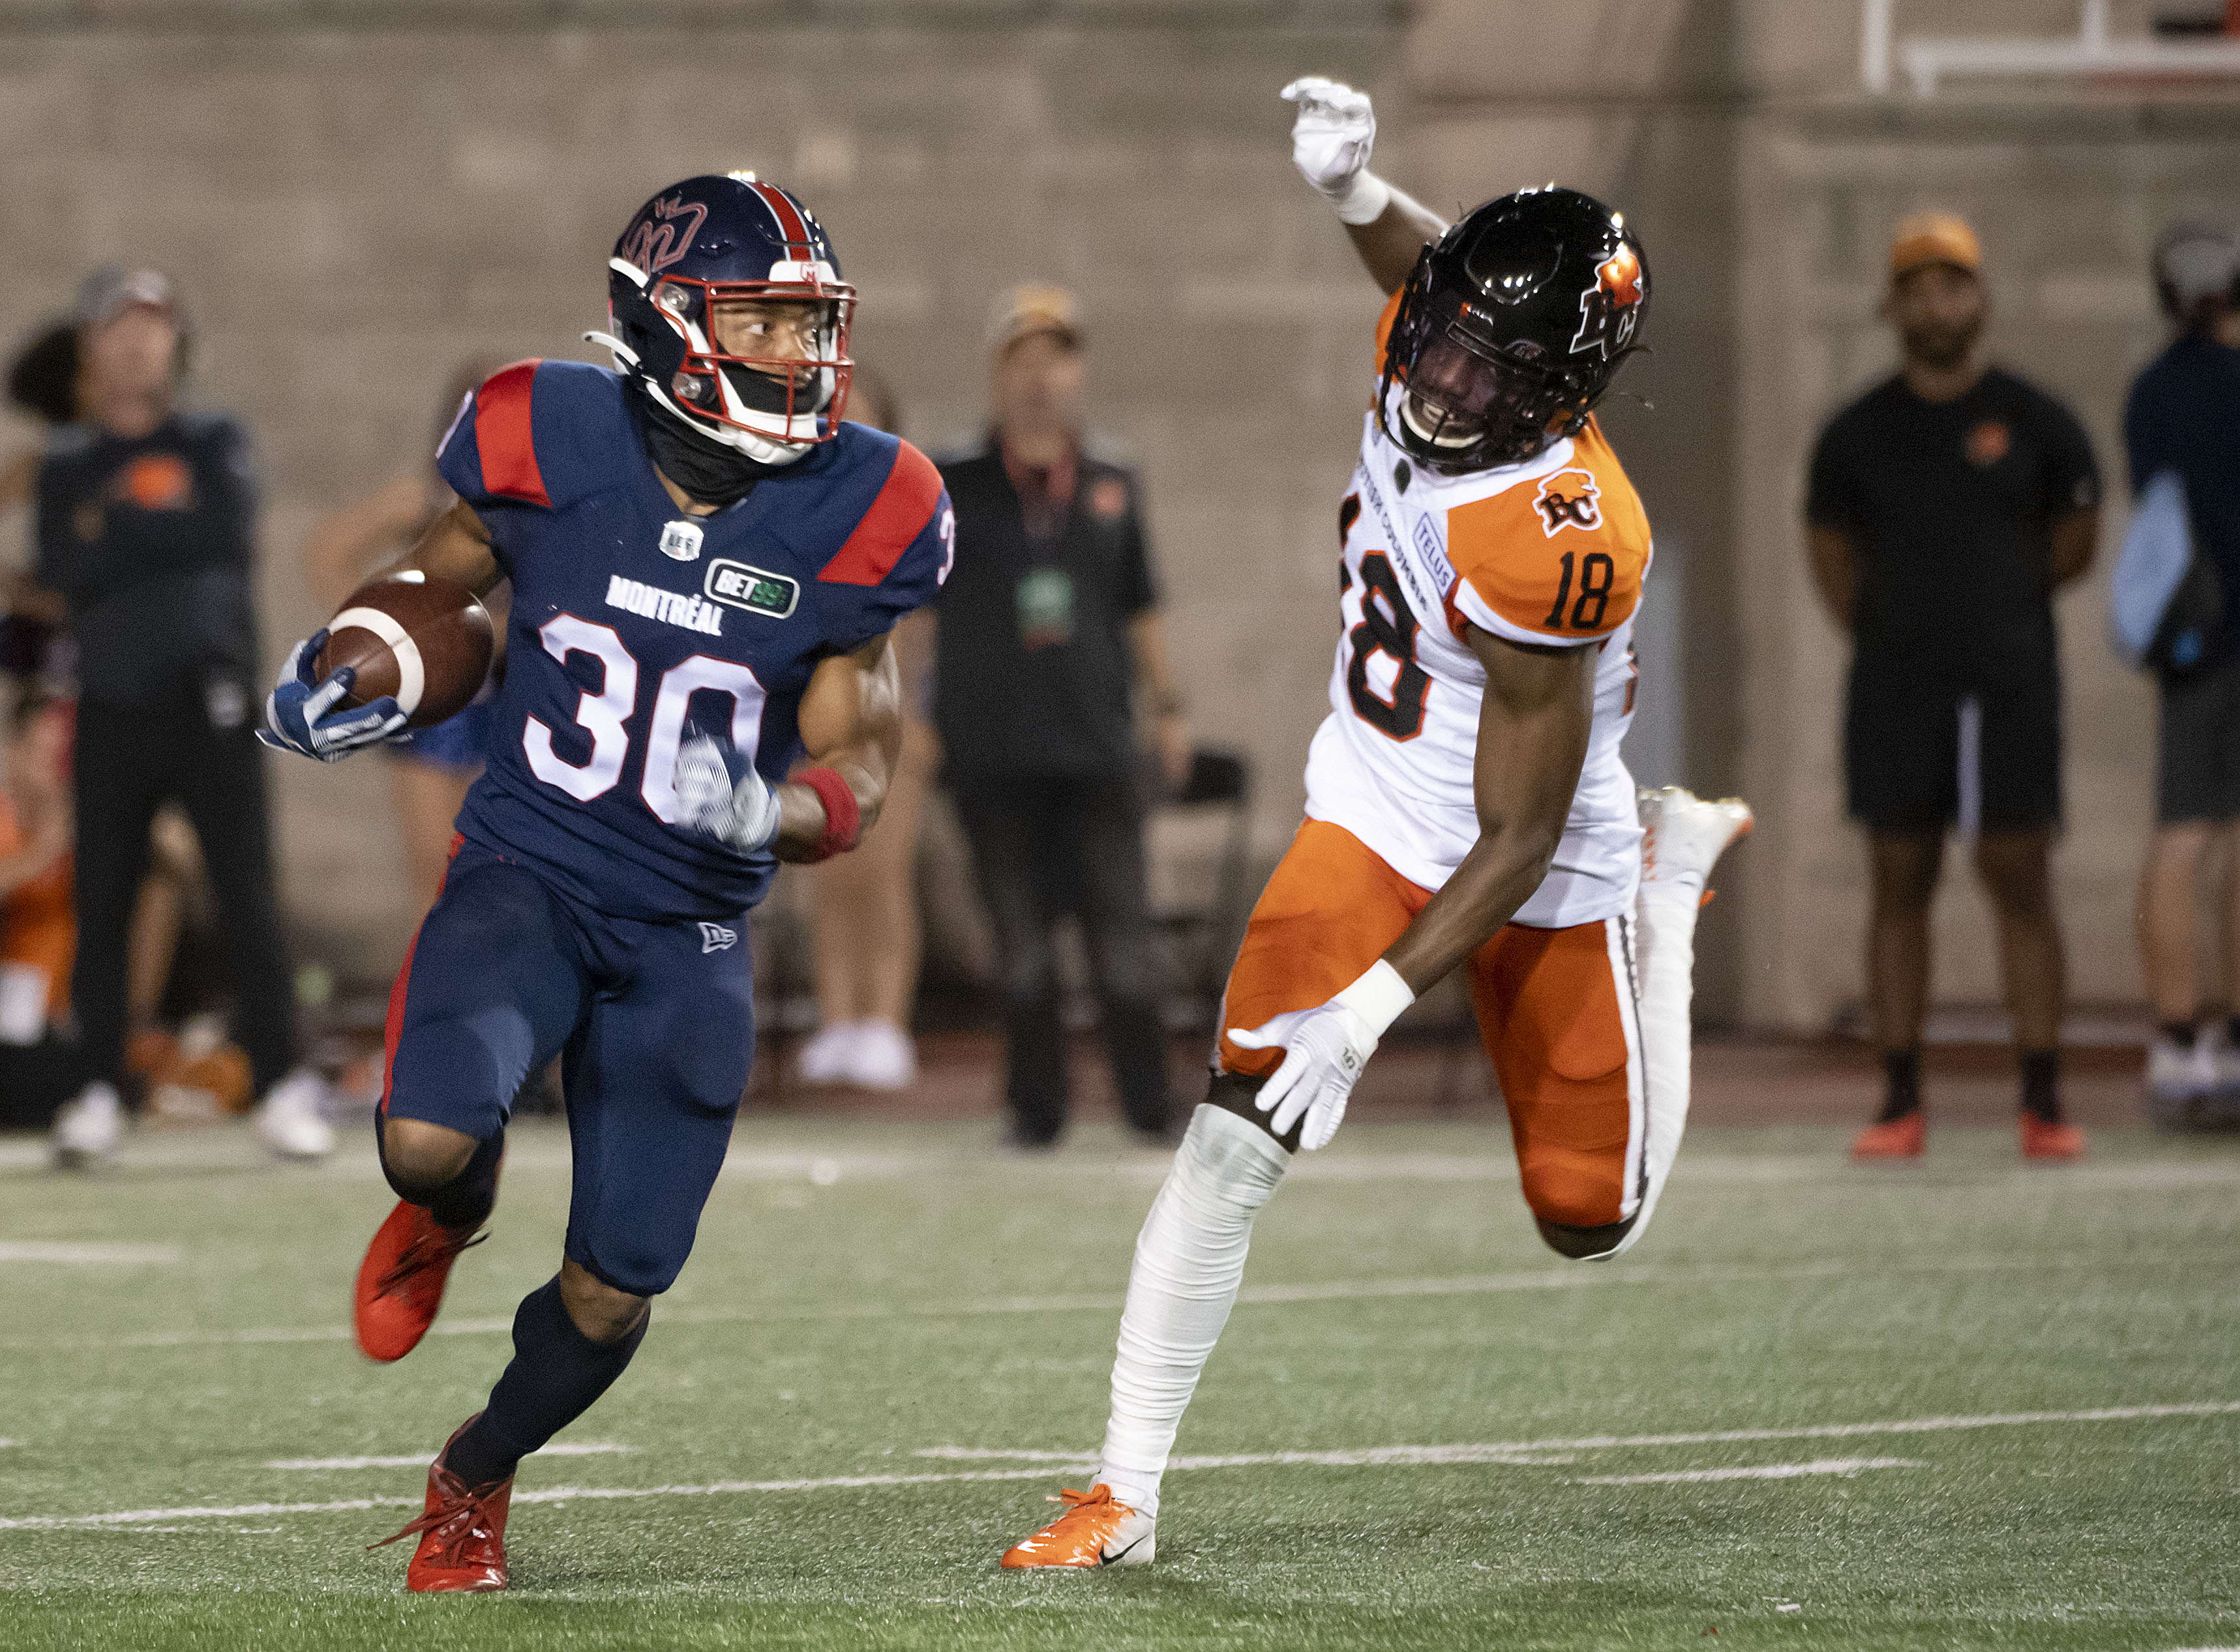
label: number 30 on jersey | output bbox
[523,613,766,822]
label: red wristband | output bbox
[796,766,861,863]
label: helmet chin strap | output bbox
[584,329,813,468]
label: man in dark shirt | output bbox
[2124,221,2240,1121]
[934,287,1190,1147]
[1805,214,2100,1161]
[34,267,331,1166]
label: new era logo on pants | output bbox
[699,922,737,954]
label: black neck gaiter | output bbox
[627,392,786,511]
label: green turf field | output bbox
[1,1113,2236,1650]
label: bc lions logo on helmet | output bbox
[618,194,709,277]
[1568,243,1645,362]
[1533,467,1603,537]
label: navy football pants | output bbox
[381,843,754,1296]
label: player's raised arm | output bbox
[1281,77,1446,295]
[1229,628,1594,1148]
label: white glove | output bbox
[674,732,783,854]
[1280,76,1392,226]
[1228,959,1414,1151]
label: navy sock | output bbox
[444,1276,646,1490]
[2021,1047,2062,1124]
[380,1128,502,1234]
[2162,1018,2199,1048]
[1877,1047,1922,1123]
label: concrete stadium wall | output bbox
[3,0,2234,1033]
[0,4,1401,977]
[1400,0,2240,1032]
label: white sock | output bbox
[1613,877,1705,1258]
[1096,1104,1289,1516]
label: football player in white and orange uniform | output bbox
[998,79,1752,1569]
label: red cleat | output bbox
[1851,1112,1926,1160]
[2020,1114,2086,1161]
[353,1200,486,1363]
[371,1415,511,1592]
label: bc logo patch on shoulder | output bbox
[704,559,800,619]
[1533,468,1603,537]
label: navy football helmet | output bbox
[1379,185,1648,473]
[590,173,855,464]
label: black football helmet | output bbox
[1379,185,1649,474]
[590,173,855,464]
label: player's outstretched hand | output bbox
[1280,76,1385,222]
[258,631,406,763]
[675,732,783,855]
[1229,997,1381,1152]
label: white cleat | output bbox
[1638,785,1754,898]
[796,1022,861,1086]
[50,1081,123,1170]
[845,1020,918,1091]
[2145,1030,2240,1130]
[254,1068,336,1161]
[2147,1035,2215,1105]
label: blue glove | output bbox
[256,630,406,763]
[674,731,782,853]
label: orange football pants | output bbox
[1216,821,1641,1228]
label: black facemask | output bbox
[627,389,784,510]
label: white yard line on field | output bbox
[14,1253,2095,1353]
[5,1401,2235,1533]
[916,1400,2240,1465]
[1570,1456,1924,1484]
[10,1130,2240,1190]
[0,1241,180,1264]
[266,1442,637,1470]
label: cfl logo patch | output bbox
[699,922,738,954]
[659,519,706,562]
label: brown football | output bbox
[314,572,494,730]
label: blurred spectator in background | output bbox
[933,286,1188,1149]
[33,267,331,1166]
[0,691,76,1127]
[303,361,502,907]
[796,371,934,1091]
[2125,221,2240,1122]
[5,318,245,1123]
[1806,214,2100,1162]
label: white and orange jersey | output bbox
[1301,297,1654,926]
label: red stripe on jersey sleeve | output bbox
[817,442,944,586]
[474,360,550,507]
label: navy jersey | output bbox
[436,359,951,921]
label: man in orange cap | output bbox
[1805,213,2101,1161]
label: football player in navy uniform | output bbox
[259,173,952,1592]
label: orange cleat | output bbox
[1851,1112,1926,1160]
[371,1415,511,1592]
[353,1200,486,1363]
[1000,1484,1156,1569]
[2020,1114,2086,1161]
